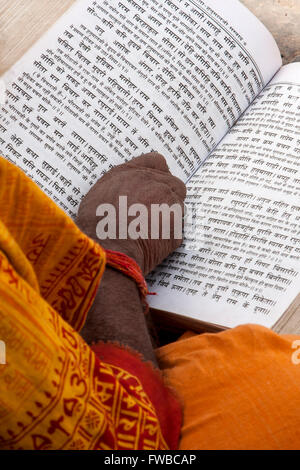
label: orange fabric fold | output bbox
[157,324,300,450]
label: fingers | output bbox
[128,152,170,173]
[103,154,186,201]
[165,174,187,201]
[95,153,169,185]
[142,168,186,202]
[130,153,186,200]
[129,153,186,200]
[89,153,186,208]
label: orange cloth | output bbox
[157,324,300,449]
[0,157,180,450]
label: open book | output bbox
[1,0,300,333]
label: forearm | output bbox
[80,266,158,366]
[76,153,186,366]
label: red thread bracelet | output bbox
[104,249,156,313]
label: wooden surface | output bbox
[0,0,75,75]
[0,0,299,75]
[242,0,300,64]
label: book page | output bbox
[0,0,281,218]
[148,63,300,329]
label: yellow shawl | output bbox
[0,158,177,450]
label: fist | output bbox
[76,153,186,275]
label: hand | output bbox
[76,153,186,275]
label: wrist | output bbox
[76,216,144,270]
[98,239,144,273]
[100,265,143,306]
[82,266,143,340]
[80,265,157,364]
